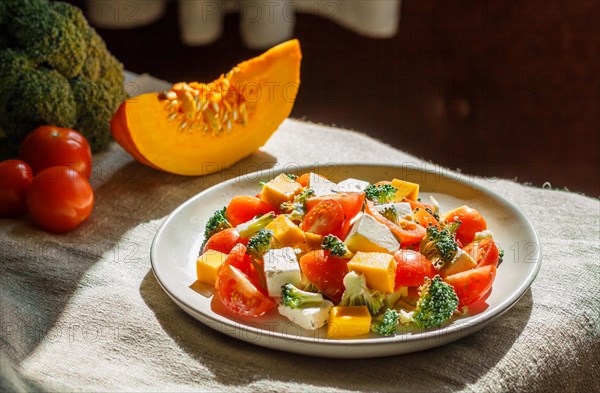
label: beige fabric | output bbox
[1,118,599,391]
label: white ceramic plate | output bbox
[151,163,541,358]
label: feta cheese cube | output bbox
[263,247,302,297]
[278,300,333,330]
[337,178,370,192]
[344,213,400,254]
[308,173,339,197]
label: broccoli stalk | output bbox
[281,283,324,308]
[397,275,459,329]
[322,234,351,258]
[202,207,232,248]
[371,309,400,336]
[236,212,276,238]
[339,271,384,315]
[420,221,461,270]
[280,188,314,222]
[364,184,397,205]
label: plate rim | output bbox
[150,162,542,348]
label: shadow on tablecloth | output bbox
[140,269,533,391]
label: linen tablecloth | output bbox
[1,77,599,392]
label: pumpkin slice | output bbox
[111,39,301,175]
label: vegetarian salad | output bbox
[195,173,502,338]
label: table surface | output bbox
[1,76,599,393]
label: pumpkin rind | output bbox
[111,39,301,175]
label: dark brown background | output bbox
[68,0,599,196]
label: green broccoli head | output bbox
[420,222,461,269]
[281,283,324,308]
[246,229,274,260]
[365,184,397,205]
[340,271,384,315]
[202,207,232,247]
[380,205,399,224]
[322,234,351,258]
[0,0,125,152]
[280,188,314,222]
[371,308,399,336]
[413,275,459,329]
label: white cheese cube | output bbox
[308,173,339,197]
[278,300,334,330]
[442,248,477,276]
[337,178,370,192]
[263,247,302,297]
[344,213,400,254]
[374,202,414,220]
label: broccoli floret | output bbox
[281,283,324,308]
[380,205,399,224]
[339,271,384,315]
[202,207,232,247]
[280,188,314,222]
[0,0,125,152]
[371,309,399,336]
[364,184,397,205]
[322,234,351,257]
[411,275,458,329]
[236,212,276,238]
[420,222,461,269]
[498,246,504,265]
[246,229,274,261]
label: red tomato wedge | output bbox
[443,205,487,245]
[226,195,274,226]
[306,192,365,221]
[216,264,275,317]
[299,250,349,303]
[203,228,247,255]
[462,238,500,268]
[413,208,440,229]
[365,201,426,247]
[393,250,436,288]
[301,200,344,237]
[444,265,496,306]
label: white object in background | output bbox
[85,0,401,49]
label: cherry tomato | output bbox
[393,250,436,288]
[301,200,344,237]
[26,166,94,233]
[299,250,348,303]
[222,243,266,294]
[413,207,440,229]
[462,238,500,268]
[203,228,247,254]
[443,205,487,245]
[19,126,92,178]
[295,173,310,187]
[216,264,275,317]
[444,265,496,306]
[306,192,365,221]
[0,160,33,218]
[365,200,426,247]
[226,195,274,226]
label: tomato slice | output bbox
[413,208,440,229]
[299,250,348,303]
[365,201,426,247]
[462,238,499,268]
[443,205,487,245]
[306,192,365,221]
[301,200,344,237]
[393,250,436,288]
[444,265,496,306]
[216,264,275,317]
[226,195,274,226]
[203,228,247,255]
